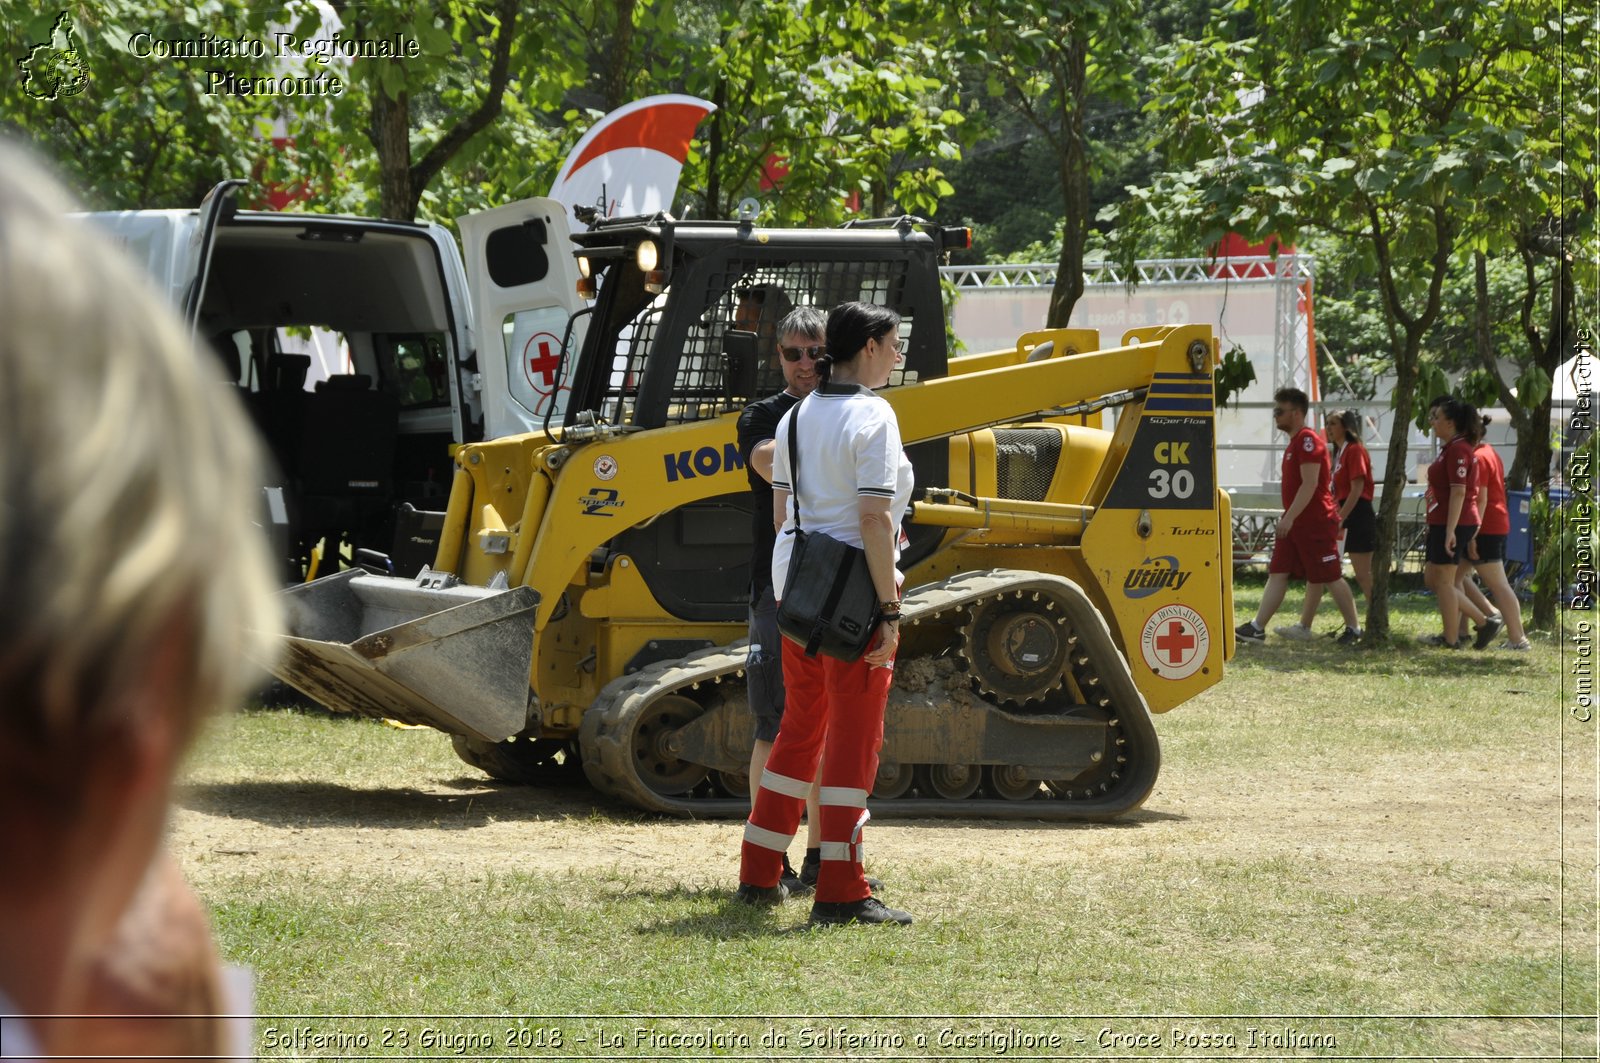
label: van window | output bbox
[386,333,451,409]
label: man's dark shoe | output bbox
[1235,621,1265,644]
[799,853,881,892]
[734,881,788,907]
[809,896,913,926]
[781,855,813,898]
[1473,615,1503,650]
[1336,627,1362,646]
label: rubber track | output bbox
[579,569,1161,821]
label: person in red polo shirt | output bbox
[1236,388,1363,645]
[1452,415,1530,649]
[1422,397,1481,647]
[1284,408,1376,637]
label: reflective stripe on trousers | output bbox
[739,636,892,903]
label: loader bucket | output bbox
[270,570,540,743]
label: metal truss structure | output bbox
[941,255,1316,290]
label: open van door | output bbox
[179,178,246,337]
[458,197,587,440]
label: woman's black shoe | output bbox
[734,882,788,907]
[809,896,912,926]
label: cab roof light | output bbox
[635,239,659,272]
[941,227,972,251]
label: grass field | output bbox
[175,576,1597,1060]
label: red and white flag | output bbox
[549,94,716,220]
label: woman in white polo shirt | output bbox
[737,301,915,926]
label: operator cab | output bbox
[562,213,954,431]
[479,211,968,623]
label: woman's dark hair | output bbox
[1335,409,1361,442]
[818,302,901,385]
[1436,396,1482,441]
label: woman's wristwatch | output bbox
[879,600,902,623]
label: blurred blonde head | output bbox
[0,143,282,792]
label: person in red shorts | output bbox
[1235,388,1363,646]
[1452,415,1530,649]
[1422,397,1481,648]
[1284,408,1376,637]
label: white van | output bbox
[86,182,585,576]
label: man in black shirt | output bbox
[735,305,824,896]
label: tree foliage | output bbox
[2,0,978,227]
[275,0,590,222]
[1109,0,1589,640]
[938,0,1143,326]
[2,3,284,208]
[672,0,966,226]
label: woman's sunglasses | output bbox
[780,344,825,362]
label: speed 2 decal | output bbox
[580,487,625,515]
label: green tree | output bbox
[674,0,966,225]
[1111,0,1583,641]
[0,1,592,221]
[299,0,589,222]
[2,3,284,208]
[5,0,974,231]
[941,0,1143,325]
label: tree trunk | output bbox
[1363,203,1455,641]
[1530,252,1576,630]
[598,0,638,111]
[405,0,518,220]
[1045,35,1088,328]
[703,56,727,218]
[371,86,412,221]
[1367,334,1423,641]
[1472,249,1538,488]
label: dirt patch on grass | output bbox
[170,734,1582,898]
[170,641,1592,906]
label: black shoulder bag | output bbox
[774,401,881,660]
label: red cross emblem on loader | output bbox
[1154,619,1196,664]
[1139,604,1209,681]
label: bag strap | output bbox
[786,400,803,533]
[786,405,821,654]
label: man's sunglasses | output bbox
[780,344,825,362]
